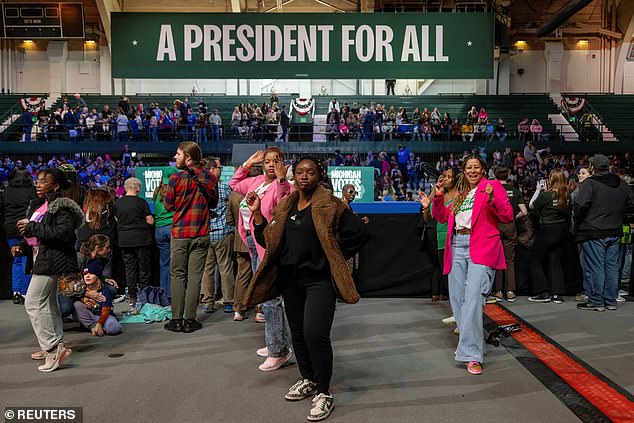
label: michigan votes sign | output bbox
[328,166,374,202]
[111,13,493,79]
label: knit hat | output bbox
[83,260,104,281]
[589,154,610,170]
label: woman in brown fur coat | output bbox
[245,157,369,422]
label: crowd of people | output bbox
[18,93,551,145]
[0,138,632,421]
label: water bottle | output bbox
[124,287,129,302]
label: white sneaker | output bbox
[442,316,456,325]
[256,347,268,357]
[617,295,626,302]
[285,379,317,401]
[307,393,334,421]
[453,327,460,336]
[38,343,72,373]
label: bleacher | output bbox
[582,95,634,142]
[51,93,559,139]
[0,94,46,141]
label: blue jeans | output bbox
[448,234,495,363]
[620,243,632,281]
[58,294,74,318]
[246,232,290,357]
[8,238,31,294]
[198,127,208,143]
[581,237,620,306]
[210,124,219,142]
[155,225,172,297]
[246,233,260,274]
[150,127,158,142]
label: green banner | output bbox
[328,166,374,202]
[111,12,493,79]
[138,166,177,202]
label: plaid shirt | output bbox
[164,167,218,239]
[209,182,234,242]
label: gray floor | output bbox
[1,297,630,422]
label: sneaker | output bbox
[442,316,456,325]
[285,379,318,401]
[233,312,247,321]
[467,361,483,375]
[254,312,266,323]
[223,304,233,313]
[617,295,626,302]
[493,291,504,301]
[552,295,564,304]
[485,296,499,304]
[31,350,46,360]
[506,291,517,302]
[113,294,126,304]
[528,293,551,303]
[13,292,24,304]
[606,304,618,311]
[38,343,72,373]
[164,319,183,332]
[259,350,293,372]
[307,393,334,421]
[619,289,628,296]
[575,293,588,302]
[453,327,460,336]
[256,347,268,357]
[576,302,605,312]
[182,318,202,333]
[201,304,215,314]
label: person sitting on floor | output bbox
[73,260,122,336]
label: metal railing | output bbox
[0,121,593,145]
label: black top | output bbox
[277,204,331,282]
[254,202,367,283]
[115,196,152,247]
[502,183,525,217]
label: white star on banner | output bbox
[132,40,138,46]
[467,41,473,47]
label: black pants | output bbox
[424,227,448,297]
[529,222,568,295]
[283,277,337,394]
[121,246,152,298]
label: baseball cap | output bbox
[589,154,610,170]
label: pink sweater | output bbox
[229,166,294,260]
[432,178,513,274]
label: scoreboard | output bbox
[0,3,84,39]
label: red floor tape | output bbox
[485,304,634,423]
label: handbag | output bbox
[58,273,86,297]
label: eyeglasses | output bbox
[347,190,357,194]
[35,179,50,186]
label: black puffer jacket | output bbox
[22,193,84,275]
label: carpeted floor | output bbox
[1,297,631,422]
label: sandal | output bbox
[467,361,483,375]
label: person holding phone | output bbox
[527,169,571,303]
[421,155,513,375]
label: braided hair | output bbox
[450,154,487,215]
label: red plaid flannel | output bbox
[164,167,219,239]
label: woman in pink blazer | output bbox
[423,154,513,375]
[230,146,294,372]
